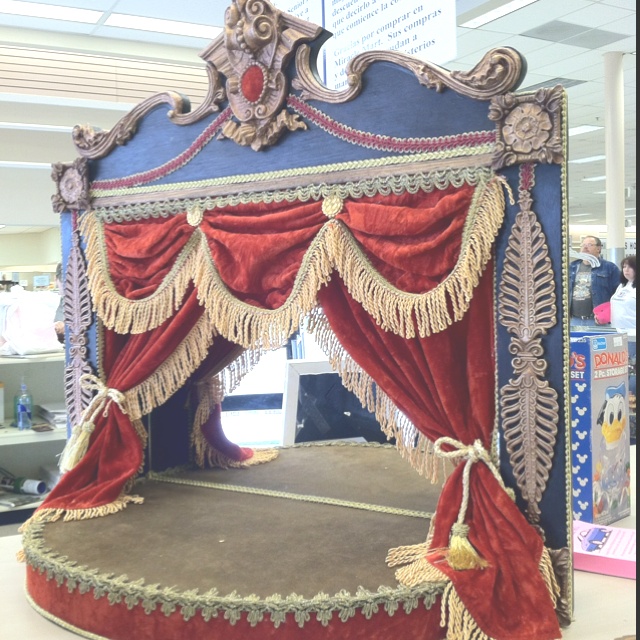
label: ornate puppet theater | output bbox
[20,2,573,639]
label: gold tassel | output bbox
[445,523,488,571]
[58,422,95,473]
[16,549,25,563]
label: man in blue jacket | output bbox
[569,235,620,327]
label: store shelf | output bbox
[0,426,66,446]
[0,353,64,366]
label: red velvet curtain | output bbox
[319,276,560,640]
[39,290,210,513]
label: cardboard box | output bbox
[573,520,636,580]
[570,331,632,525]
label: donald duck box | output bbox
[570,331,632,525]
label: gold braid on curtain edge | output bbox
[387,546,560,640]
[306,307,449,483]
[190,349,279,469]
[79,176,507,349]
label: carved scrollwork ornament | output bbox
[489,85,564,170]
[51,158,90,213]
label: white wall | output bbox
[0,228,61,272]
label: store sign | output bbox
[276,0,457,89]
[275,0,323,27]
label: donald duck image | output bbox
[593,381,631,520]
[597,381,627,450]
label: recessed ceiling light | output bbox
[104,14,221,39]
[569,155,606,164]
[582,176,606,182]
[0,0,102,23]
[568,125,604,136]
[594,190,607,194]
[460,0,539,28]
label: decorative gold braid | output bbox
[148,472,432,519]
[80,213,202,335]
[90,148,494,200]
[306,308,448,482]
[95,166,493,223]
[21,522,443,630]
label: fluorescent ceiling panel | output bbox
[104,14,221,39]
[569,155,606,164]
[460,0,539,28]
[0,0,101,22]
[568,124,603,136]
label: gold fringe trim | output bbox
[80,175,505,348]
[124,314,215,420]
[19,494,144,530]
[307,307,450,482]
[16,548,25,563]
[80,213,202,335]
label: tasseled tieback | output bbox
[58,374,127,474]
[433,437,513,571]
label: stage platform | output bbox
[21,442,450,640]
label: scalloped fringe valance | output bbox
[80,175,507,349]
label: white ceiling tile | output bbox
[561,3,634,29]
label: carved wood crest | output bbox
[201,0,323,150]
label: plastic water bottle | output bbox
[15,379,32,431]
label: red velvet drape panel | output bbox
[318,276,560,640]
[38,290,208,512]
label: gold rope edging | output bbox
[148,471,433,519]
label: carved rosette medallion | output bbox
[214,0,318,150]
[489,85,564,169]
[51,157,90,213]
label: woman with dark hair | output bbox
[610,254,636,331]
